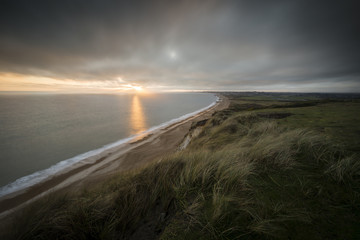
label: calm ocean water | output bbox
[0,93,216,193]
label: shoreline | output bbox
[0,94,229,219]
[0,95,219,198]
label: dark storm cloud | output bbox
[0,0,359,91]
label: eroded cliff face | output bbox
[178,119,209,150]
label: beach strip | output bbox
[0,95,229,219]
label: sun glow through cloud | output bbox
[167,49,178,61]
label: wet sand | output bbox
[0,95,229,219]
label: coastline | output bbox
[0,94,229,219]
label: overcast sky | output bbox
[0,0,359,92]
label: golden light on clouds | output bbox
[0,72,147,93]
[0,72,59,92]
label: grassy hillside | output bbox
[2,92,360,240]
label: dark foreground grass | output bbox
[2,95,360,240]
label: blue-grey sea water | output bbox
[0,93,216,190]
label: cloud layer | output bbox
[0,0,359,92]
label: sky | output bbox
[0,0,359,93]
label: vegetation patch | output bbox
[256,112,293,119]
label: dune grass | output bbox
[2,96,360,239]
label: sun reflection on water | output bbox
[130,95,147,135]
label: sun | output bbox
[120,83,145,93]
[169,50,177,60]
[167,49,178,61]
[132,85,143,92]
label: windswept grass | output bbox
[2,96,360,240]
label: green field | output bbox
[227,93,360,152]
[2,92,360,240]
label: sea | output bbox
[0,92,217,196]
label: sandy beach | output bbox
[0,95,229,219]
